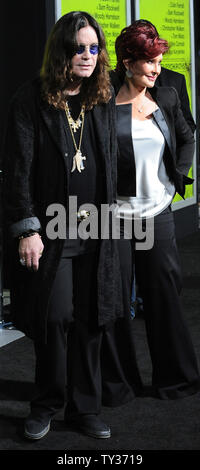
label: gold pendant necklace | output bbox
[137,105,144,113]
[136,99,145,113]
[134,93,146,113]
[65,102,86,173]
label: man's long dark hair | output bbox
[40,11,111,109]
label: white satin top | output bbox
[117,117,175,219]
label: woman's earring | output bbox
[126,69,133,78]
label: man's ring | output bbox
[20,258,26,266]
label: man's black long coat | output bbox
[3,79,123,343]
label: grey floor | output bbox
[0,230,200,463]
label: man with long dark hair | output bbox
[3,11,129,441]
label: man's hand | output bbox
[19,233,44,271]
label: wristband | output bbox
[18,231,41,240]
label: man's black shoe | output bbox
[24,414,51,440]
[66,414,111,439]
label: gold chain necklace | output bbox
[65,102,86,173]
[65,101,85,132]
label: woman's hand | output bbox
[19,233,44,272]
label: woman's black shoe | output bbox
[66,414,111,439]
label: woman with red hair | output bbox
[106,20,200,400]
